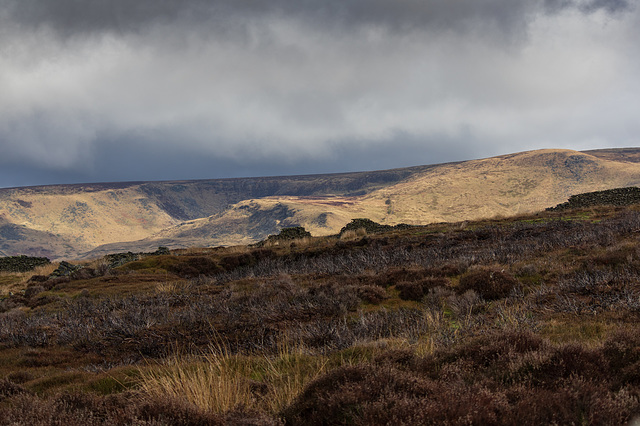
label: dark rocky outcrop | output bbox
[49,261,83,278]
[340,218,393,235]
[0,255,50,273]
[547,187,640,211]
[259,227,312,246]
[339,218,412,236]
[104,246,171,269]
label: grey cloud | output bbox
[0,0,639,188]
[580,0,632,14]
[3,0,628,40]
[11,130,492,186]
[2,0,213,36]
[543,0,633,14]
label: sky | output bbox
[0,0,639,188]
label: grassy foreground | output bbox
[1,205,640,424]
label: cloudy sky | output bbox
[0,0,638,188]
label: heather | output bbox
[1,204,640,424]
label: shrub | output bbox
[396,277,449,301]
[374,267,431,288]
[169,257,220,278]
[602,328,640,386]
[24,285,45,299]
[426,262,466,277]
[355,285,388,304]
[262,226,312,245]
[339,218,393,236]
[282,364,435,425]
[220,249,274,271]
[284,331,640,425]
[6,370,33,384]
[395,282,424,301]
[0,391,239,425]
[0,379,29,401]
[27,274,49,283]
[458,268,520,300]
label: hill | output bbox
[2,148,640,259]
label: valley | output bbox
[2,148,640,259]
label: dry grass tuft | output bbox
[137,340,328,415]
[340,229,367,241]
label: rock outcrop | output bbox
[0,255,50,273]
[547,187,640,211]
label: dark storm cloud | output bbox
[3,0,631,39]
[580,0,632,14]
[3,0,213,35]
[0,0,639,188]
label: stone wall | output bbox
[547,187,640,211]
[0,255,51,273]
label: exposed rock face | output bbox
[339,218,410,236]
[547,187,640,211]
[103,246,171,268]
[0,255,50,273]
[49,261,83,277]
[340,218,393,235]
[259,227,312,246]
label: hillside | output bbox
[1,203,640,423]
[2,148,640,259]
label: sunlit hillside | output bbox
[2,148,640,259]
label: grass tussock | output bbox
[137,340,329,415]
[0,262,60,296]
[340,228,367,241]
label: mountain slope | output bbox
[3,148,640,259]
[363,148,640,223]
[0,167,426,259]
[85,148,640,258]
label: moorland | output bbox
[3,148,640,260]
[1,189,640,424]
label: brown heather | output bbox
[1,203,640,423]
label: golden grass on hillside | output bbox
[340,228,367,241]
[135,335,441,417]
[260,236,315,249]
[4,148,640,260]
[178,247,220,256]
[0,262,60,296]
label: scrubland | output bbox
[1,204,640,424]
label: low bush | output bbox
[283,332,640,425]
[0,379,29,401]
[261,226,312,245]
[220,249,275,272]
[339,219,394,236]
[396,277,449,301]
[602,328,640,386]
[373,267,432,288]
[169,257,220,278]
[4,204,640,424]
[0,391,276,425]
[458,268,520,300]
[355,285,388,304]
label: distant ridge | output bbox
[2,148,640,259]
